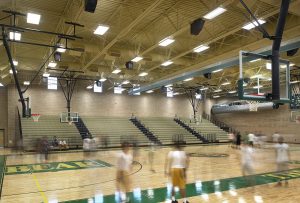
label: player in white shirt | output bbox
[248,133,255,147]
[165,143,189,203]
[116,142,133,202]
[240,141,255,186]
[274,136,290,186]
[272,132,280,143]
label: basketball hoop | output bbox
[31,114,41,122]
[248,101,259,112]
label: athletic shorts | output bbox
[116,170,131,191]
[171,168,186,189]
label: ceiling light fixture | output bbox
[43,73,50,78]
[203,7,227,20]
[250,74,263,79]
[228,90,237,94]
[158,37,175,47]
[94,25,109,35]
[193,45,209,53]
[122,80,130,85]
[213,95,220,98]
[200,87,208,91]
[9,69,17,74]
[253,85,263,89]
[13,60,18,66]
[290,80,300,84]
[27,13,41,25]
[250,58,261,63]
[23,81,30,85]
[99,78,107,82]
[86,85,93,89]
[146,90,154,93]
[56,44,66,53]
[183,78,193,82]
[139,72,148,77]
[266,62,272,70]
[242,19,266,30]
[165,84,173,87]
[131,56,143,62]
[290,63,295,66]
[48,61,57,68]
[221,82,230,86]
[112,69,121,74]
[0,83,3,87]
[213,89,222,93]
[9,31,21,41]
[161,60,173,66]
[212,69,222,73]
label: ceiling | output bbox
[0,0,300,97]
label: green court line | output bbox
[0,155,6,199]
[60,167,300,203]
[5,159,112,175]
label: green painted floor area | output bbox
[0,155,6,198]
[6,159,112,175]
[60,167,300,203]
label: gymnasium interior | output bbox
[0,0,300,202]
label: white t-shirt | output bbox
[116,151,133,172]
[275,143,289,163]
[241,146,254,165]
[248,134,255,142]
[168,150,187,169]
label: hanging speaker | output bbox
[85,0,98,13]
[287,48,298,56]
[125,61,134,70]
[190,18,205,35]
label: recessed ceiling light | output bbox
[0,83,4,87]
[112,69,121,74]
[243,83,247,87]
[86,85,93,89]
[290,80,300,84]
[43,73,50,77]
[266,62,272,70]
[214,89,222,93]
[212,69,222,73]
[161,60,173,66]
[94,25,109,35]
[48,61,57,68]
[158,37,175,47]
[193,45,209,53]
[253,85,263,89]
[203,7,227,20]
[99,78,107,82]
[290,63,295,66]
[13,60,18,66]
[9,69,17,74]
[213,95,220,98]
[23,81,30,85]
[9,32,21,41]
[131,56,143,62]
[122,80,130,85]
[280,64,287,69]
[242,19,266,30]
[221,82,230,86]
[165,84,173,87]
[183,78,193,82]
[200,87,208,91]
[56,44,66,53]
[139,72,148,77]
[228,90,237,94]
[250,58,261,63]
[146,90,154,93]
[27,13,41,25]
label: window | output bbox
[48,77,57,90]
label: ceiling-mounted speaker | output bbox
[84,0,98,13]
[190,18,205,35]
[125,61,134,70]
[204,73,212,79]
[54,52,61,62]
[287,48,298,56]
[95,80,101,87]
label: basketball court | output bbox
[0,0,300,202]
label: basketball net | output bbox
[248,101,259,112]
[31,114,41,122]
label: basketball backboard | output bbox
[238,51,290,103]
[60,112,79,123]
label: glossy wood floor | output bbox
[1,144,300,203]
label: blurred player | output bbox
[165,142,189,203]
[240,141,255,186]
[116,142,133,203]
[148,141,156,172]
[274,136,290,186]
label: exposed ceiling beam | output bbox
[77,0,165,75]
